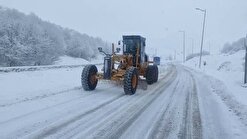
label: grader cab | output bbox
[81,35,159,95]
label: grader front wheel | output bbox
[81,65,98,91]
[124,67,138,95]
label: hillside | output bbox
[0,6,109,67]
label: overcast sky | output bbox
[0,0,247,58]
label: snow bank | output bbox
[184,50,247,106]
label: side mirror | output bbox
[116,48,121,53]
[118,41,121,45]
[98,47,103,52]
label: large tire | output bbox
[146,65,154,85]
[153,65,159,83]
[81,65,98,91]
[124,67,138,95]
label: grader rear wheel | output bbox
[146,65,154,85]
[124,67,138,95]
[153,65,159,83]
[81,65,98,91]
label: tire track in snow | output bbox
[178,69,202,139]
[116,67,183,139]
[0,87,82,107]
[143,66,202,139]
[0,88,96,125]
[2,64,175,139]
[145,67,189,139]
[146,71,186,139]
[49,93,142,139]
[22,94,125,139]
[48,66,178,139]
[1,86,123,139]
[147,79,181,139]
[190,74,203,139]
[73,68,178,139]
[1,82,119,125]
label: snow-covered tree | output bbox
[0,6,109,67]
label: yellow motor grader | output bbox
[81,35,158,95]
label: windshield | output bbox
[123,39,137,54]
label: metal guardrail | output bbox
[0,63,103,73]
[244,36,247,84]
[0,62,168,73]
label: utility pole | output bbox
[190,38,194,55]
[174,50,176,60]
[208,42,211,54]
[192,39,194,55]
[196,8,207,68]
[179,30,186,63]
[244,35,247,84]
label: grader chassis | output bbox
[81,35,158,95]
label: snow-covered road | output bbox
[0,64,246,139]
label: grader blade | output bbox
[138,79,148,90]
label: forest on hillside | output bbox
[221,37,246,54]
[0,6,109,67]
